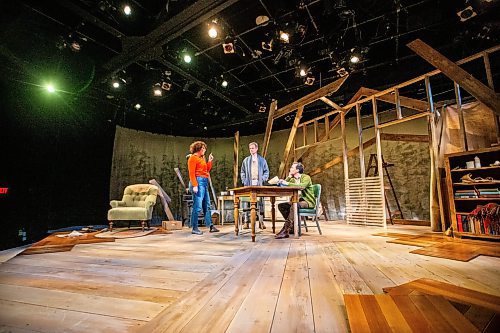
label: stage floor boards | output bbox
[0,222,498,332]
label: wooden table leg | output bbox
[270,197,276,234]
[292,191,299,238]
[221,198,225,225]
[234,197,239,236]
[250,196,257,242]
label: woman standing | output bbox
[188,141,219,235]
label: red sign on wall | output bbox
[0,188,9,194]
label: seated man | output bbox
[276,162,315,239]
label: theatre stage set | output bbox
[1,0,500,332]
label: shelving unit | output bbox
[444,146,500,240]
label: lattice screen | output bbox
[345,176,386,228]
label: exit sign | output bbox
[0,188,9,195]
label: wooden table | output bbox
[229,186,304,242]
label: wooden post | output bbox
[341,111,349,181]
[356,103,366,177]
[425,76,446,232]
[407,39,500,115]
[278,106,304,178]
[314,119,318,143]
[372,96,387,229]
[395,87,403,119]
[483,52,500,143]
[454,83,468,151]
[262,100,277,158]
[302,124,307,147]
[233,131,239,188]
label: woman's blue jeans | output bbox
[189,177,213,231]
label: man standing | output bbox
[276,162,315,239]
[240,142,269,229]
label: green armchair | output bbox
[107,184,159,231]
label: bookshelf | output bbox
[444,146,500,240]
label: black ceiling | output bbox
[1,0,499,137]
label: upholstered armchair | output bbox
[107,184,159,231]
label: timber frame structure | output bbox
[261,39,500,232]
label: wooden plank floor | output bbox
[0,222,499,332]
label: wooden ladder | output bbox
[365,154,404,225]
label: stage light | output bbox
[46,84,56,93]
[123,5,131,15]
[336,67,349,77]
[112,80,120,88]
[183,54,192,63]
[279,31,290,43]
[208,26,218,38]
[153,83,162,96]
[258,102,266,113]
[134,103,141,110]
[262,39,273,51]
[221,80,228,88]
[222,37,234,54]
[161,82,172,91]
[304,73,315,86]
[350,55,360,63]
[299,68,307,77]
[457,6,477,22]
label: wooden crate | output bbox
[162,220,182,230]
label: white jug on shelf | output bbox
[474,156,481,168]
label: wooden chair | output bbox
[298,184,322,235]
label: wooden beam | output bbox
[407,39,500,115]
[278,106,305,178]
[319,97,344,111]
[377,112,430,128]
[273,75,348,119]
[233,131,239,188]
[262,100,277,158]
[362,88,428,111]
[295,87,370,162]
[379,133,429,142]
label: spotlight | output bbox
[279,31,290,43]
[350,55,360,63]
[336,67,349,77]
[221,80,228,88]
[123,5,131,15]
[304,73,315,86]
[222,42,235,54]
[208,26,218,38]
[70,40,81,52]
[134,103,141,110]
[112,80,120,88]
[153,83,162,96]
[46,84,56,93]
[258,102,266,113]
[161,82,172,91]
[262,39,273,51]
[457,6,477,22]
[299,68,307,77]
[255,15,269,26]
[183,54,192,63]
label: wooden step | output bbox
[383,278,500,313]
[344,294,480,333]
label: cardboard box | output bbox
[162,220,182,230]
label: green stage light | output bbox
[46,84,56,93]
